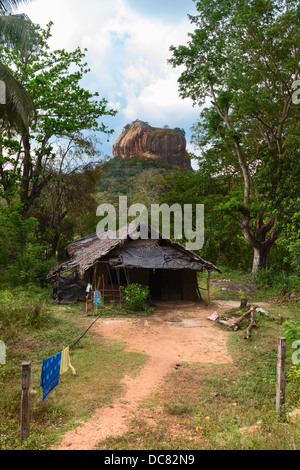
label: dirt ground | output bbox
[56,299,240,450]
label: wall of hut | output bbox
[92,262,199,302]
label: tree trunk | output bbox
[251,220,278,273]
[252,246,269,273]
[48,232,60,259]
[239,214,278,274]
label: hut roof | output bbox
[47,223,221,279]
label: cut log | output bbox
[244,307,258,339]
[233,305,256,330]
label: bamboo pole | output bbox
[206,271,211,304]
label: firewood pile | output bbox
[208,303,283,340]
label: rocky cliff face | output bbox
[112,120,192,170]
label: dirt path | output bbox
[56,300,237,450]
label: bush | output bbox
[253,268,300,294]
[0,288,53,338]
[282,321,300,383]
[121,283,150,312]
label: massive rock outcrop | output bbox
[112,120,192,170]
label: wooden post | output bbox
[206,271,211,304]
[20,362,31,443]
[276,337,286,415]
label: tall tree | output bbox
[169,0,300,272]
[30,143,104,259]
[0,22,117,217]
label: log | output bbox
[244,307,258,339]
[233,305,256,330]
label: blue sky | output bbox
[21,0,201,166]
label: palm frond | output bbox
[0,60,35,130]
[0,13,36,53]
[0,1,29,13]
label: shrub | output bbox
[0,288,53,337]
[121,283,150,312]
[282,321,300,383]
[253,268,300,294]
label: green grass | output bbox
[95,270,300,451]
[0,286,148,450]
[1,269,299,450]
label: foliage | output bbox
[0,0,36,129]
[96,156,177,198]
[0,286,147,450]
[29,159,104,260]
[0,21,116,217]
[0,286,53,338]
[163,169,252,269]
[282,321,300,383]
[252,268,300,295]
[121,283,150,312]
[0,18,117,285]
[283,321,300,347]
[0,202,57,285]
[169,0,300,272]
[128,168,168,207]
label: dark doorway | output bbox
[149,269,162,300]
[165,270,183,300]
[109,268,127,286]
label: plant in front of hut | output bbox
[121,283,150,312]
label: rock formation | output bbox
[112,120,192,170]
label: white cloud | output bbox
[122,69,195,121]
[21,0,200,155]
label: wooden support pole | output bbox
[276,337,286,415]
[20,362,31,443]
[206,271,211,304]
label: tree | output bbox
[128,169,167,207]
[162,167,252,268]
[169,0,300,272]
[0,22,117,218]
[0,0,36,129]
[30,147,104,259]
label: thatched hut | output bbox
[48,223,221,303]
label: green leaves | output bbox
[121,284,150,312]
[0,60,35,129]
[169,0,300,271]
[0,21,117,216]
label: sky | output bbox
[20,0,202,167]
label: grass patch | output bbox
[1,271,299,450]
[96,295,300,451]
[0,286,148,450]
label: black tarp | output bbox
[114,245,204,271]
[52,272,88,304]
